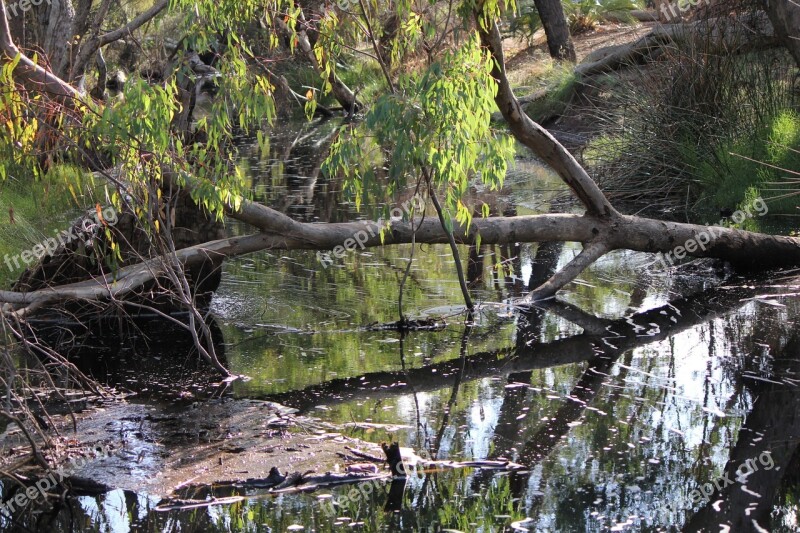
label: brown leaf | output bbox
[96,203,107,226]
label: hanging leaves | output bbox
[325,34,515,226]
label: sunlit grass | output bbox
[0,165,96,287]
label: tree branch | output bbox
[526,240,611,302]
[0,1,81,102]
[4,207,800,315]
[98,0,169,47]
[473,8,617,219]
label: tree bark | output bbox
[70,0,169,82]
[42,0,76,79]
[0,1,81,102]
[763,0,800,68]
[4,207,800,316]
[2,3,800,319]
[532,0,576,62]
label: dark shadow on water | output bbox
[25,310,230,401]
[5,267,800,531]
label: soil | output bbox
[504,21,656,84]
[0,397,388,498]
[494,20,660,161]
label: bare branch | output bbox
[473,8,617,219]
[525,241,611,302]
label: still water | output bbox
[5,119,800,532]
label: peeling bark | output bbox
[0,2,81,102]
[43,0,76,79]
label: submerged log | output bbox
[259,278,781,411]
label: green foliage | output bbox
[385,1,424,68]
[0,53,42,184]
[583,33,798,214]
[698,110,800,214]
[563,0,642,34]
[324,35,515,227]
[0,166,97,287]
[583,131,634,163]
[507,0,542,43]
[521,62,577,122]
[76,3,281,230]
[508,0,640,43]
[169,0,296,37]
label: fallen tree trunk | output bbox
[2,1,800,366]
[574,12,776,79]
[2,210,800,316]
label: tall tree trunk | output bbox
[0,1,81,101]
[41,0,76,79]
[23,0,167,83]
[532,0,576,62]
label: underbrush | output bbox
[521,62,578,123]
[508,0,643,43]
[696,110,800,213]
[0,166,96,288]
[581,17,799,215]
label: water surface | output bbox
[5,120,799,532]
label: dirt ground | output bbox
[503,20,656,85]
[500,19,660,154]
[0,397,388,498]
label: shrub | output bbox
[582,16,799,215]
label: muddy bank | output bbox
[1,397,388,499]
